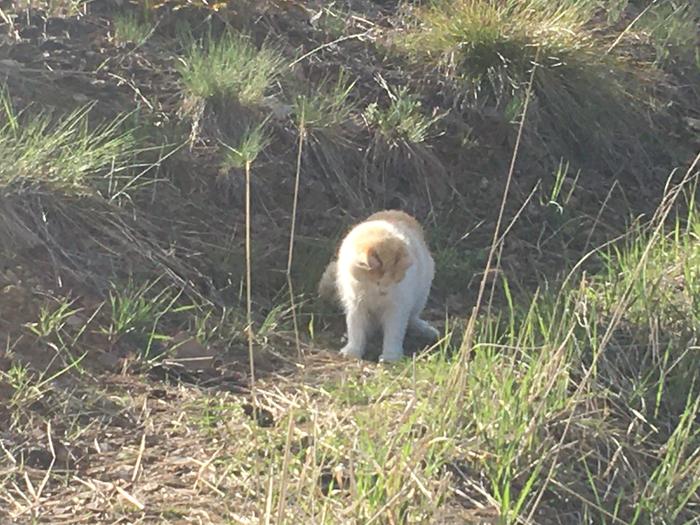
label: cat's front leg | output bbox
[340,304,368,358]
[379,304,410,362]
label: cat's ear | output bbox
[388,244,411,282]
[368,247,383,270]
[358,247,383,270]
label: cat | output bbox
[319,210,439,362]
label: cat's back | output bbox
[365,210,426,242]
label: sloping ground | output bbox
[0,0,699,523]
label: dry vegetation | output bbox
[0,0,698,523]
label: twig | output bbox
[486,181,541,318]
[194,445,225,491]
[606,1,656,55]
[106,72,155,110]
[289,31,372,68]
[245,159,256,402]
[131,432,146,483]
[583,180,619,254]
[115,485,145,511]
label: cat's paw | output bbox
[340,345,364,359]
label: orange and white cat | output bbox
[320,210,439,362]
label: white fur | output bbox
[335,219,438,362]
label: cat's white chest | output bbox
[362,281,396,311]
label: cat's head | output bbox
[353,234,411,285]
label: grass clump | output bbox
[397,0,656,170]
[401,0,595,61]
[0,92,135,197]
[178,33,283,105]
[293,73,356,133]
[636,1,700,68]
[219,121,270,172]
[364,86,441,146]
[104,279,178,351]
[112,11,153,45]
[361,83,447,205]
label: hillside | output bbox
[0,1,698,523]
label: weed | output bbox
[294,73,356,132]
[0,91,136,196]
[364,86,441,146]
[190,306,243,346]
[1,350,87,430]
[25,299,80,339]
[102,278,182,356]
[219,121,270,172]
[542,158,579,213]
[178,33,283,105]
[112,11,153,45]
[637,1,700,68]
[222,122,270,415]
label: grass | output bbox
[178,32,283,105]
[362,83,448,206]
[219,121,270,172]
[13,0,87,16]
[1,1,699,523]
[189,185,700,521]
[395,0,664,171]
[0,91,135,197]
[294,73,356,133]
[3,180,696,521]
[103,278,186,356]
[274,177,698,522]
[221,122,270,421]
[637,1,700,68]
[291,73,362,206]
[364,85,442,146]
[112,11,153,45]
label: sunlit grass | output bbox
[178,33,283,105]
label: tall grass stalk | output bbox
[220,124,269,407]
[287,108,306,360]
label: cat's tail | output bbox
[317,260,338,304]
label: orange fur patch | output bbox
[366,210,425,240]
[321,210,424,293]
[350,225,411,283]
